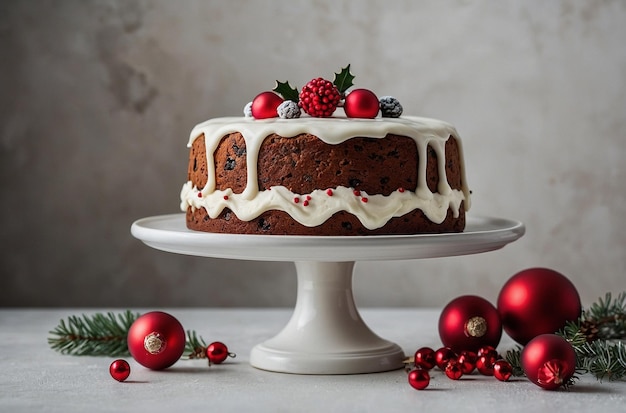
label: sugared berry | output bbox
[299,78,341,117]
[379,96,403,118]
[277,100,301,119]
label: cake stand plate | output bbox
[131,214,524,374]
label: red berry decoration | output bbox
[497,268,581,345]
[414,347,436,370]
[344,88,380,118]
[493,360,513,382]
[434,347,456,370]
[299,78,341,117]
[438,295,502,353]
[251,91,284,119]
[521,334,577,390]
[408,368,430,390]
[445,360,463,380]
[206,341,236,365]
[109,359,131,382]
[127,311,186,370]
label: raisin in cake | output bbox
[180,115,471,235]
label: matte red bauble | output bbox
[127,311,186,370]
[344,88,379,118]
[497,268,581,345]
[521,334,577,390]
[438,295,502,353]
[251,91,283,119]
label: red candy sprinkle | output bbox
[197,192,202,198]
[223,195,229,200]
[353,190,361,196]
[361,197,368,203]
[294,197,300,204]
[326,189,333,196]
[306,195,312,201]
[398,187,405,193]
[303,200,309,207]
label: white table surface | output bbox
[1,308,624,412]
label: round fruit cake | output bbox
[180,114,471,235]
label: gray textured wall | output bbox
[1,0,624,308]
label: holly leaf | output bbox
[333,64,355,94]
[273,80,299,102]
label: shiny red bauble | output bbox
[206,341,235,365]
[445,360,463,380]
[521,334,577,390]
[344,88,379,118]
[109,359,131,382]
[497,268,581,345]
[493,360,513,382]
[414,346,436,370]
[127,311,186,370]
[438,295,502,353]
[251,91,284,119]
[408,368,430,390]
[434,347,456,370]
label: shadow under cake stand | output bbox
[131,214,524,375]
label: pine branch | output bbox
[504,291,626,382]
[48,311,139,356]
[184,329,208,359]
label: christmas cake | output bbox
[180,66,471,235]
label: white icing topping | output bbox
[180,115,471,229]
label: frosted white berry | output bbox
[379,96,403,118]
[243,101,253,117]
[277,100,301,119]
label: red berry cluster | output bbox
[407,345,513,390]
[299,77,342,117]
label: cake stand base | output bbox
[131,214,525,375]
[250,261,404,374]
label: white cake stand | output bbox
[131,214,524,374]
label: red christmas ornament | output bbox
[206,341,236,365]
[251,91,284,119]
[109,359,131,382]
[445,360,463,380]
[438,295,502,353]
[414,347,436,370]
[521,334,577,390]
[408,368,430,390]
[457,351,477,374]
[127,311,186,370]
[493,360,513,382]
[434,347,456,370]
[497,268,581,345]
[475,355,495,376]
[344,88,380,118]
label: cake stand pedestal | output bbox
[131,214,524,374]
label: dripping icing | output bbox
[181,115,471,229]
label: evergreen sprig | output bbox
[48,311,139,356]
[505,291,626,382]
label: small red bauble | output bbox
[445,360,463,380]
[521,334,577,390]
[408,368,430,390]
[206,341,235,365]
[497,268,581,345]
[457,351,477,374]
[476,355,495,376]
[344,88,379,118]
[251,91,284,119]
[127,311,186,370]
[493,360,513,382]
[438,295,502,353]
[434,347,456,370]
[414,347,436,370]
[109,359,131,382]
